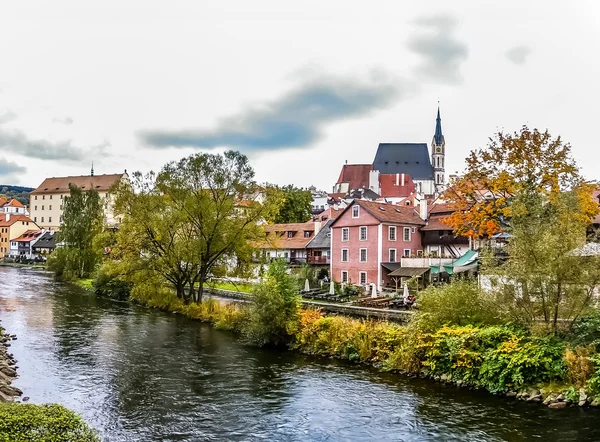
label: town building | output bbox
[9,229,42,258]
[0,198,27,215]
[29,170,128,230]
[0,214,39,257]
[31,231,56,256]
[332,107,447,199]
[421,203,470,258]
[329,200,426,289]
[305,219,334,266]
[261,222,316,265]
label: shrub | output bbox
[564,346,595,388]
[93,264,133,300]
[0,403,99,442]
[570,311,600,348]
[243,259,300,346]
[414,279,503,331]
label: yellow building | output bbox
[29,172,128,230]
[0,214,39,257]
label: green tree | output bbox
[269,184,313,223]
[49,183,104,279]
[243,259,300,346]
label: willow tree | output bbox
[112,151,280,303]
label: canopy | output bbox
[388,267,430,278]
[430,250,478,275]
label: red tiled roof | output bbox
[429,203,457,215]
[421,215,453,231]
[352,200,426,225]
[4,199,24,208]
[0,214,37,227]
[378,173,416,198]
[261,222,316,249]
[0,197,7,206]
[31,174,125,195]
[336,164,371,190]
[12,230,42,242]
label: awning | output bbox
[388,267,430,278]
[430,250,478,275]
[381,262,402,272]
[430,265,454,275]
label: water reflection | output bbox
[1,267,600,441]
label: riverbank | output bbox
[0,324,20,402]
[74,279,600,410]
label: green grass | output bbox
[74,278,94,290]
[206,280,254,294]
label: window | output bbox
[403,249,411,257]
[304,231,311,238]
[389,249,397,262]
[41,205,44,211]
[41,217,44,222]
[341,248,349,262]
[50,195,52,199]
[359,272,367,285]
[342,228,349,242]
[42,195,45,200]
[359,226,367,241]
[287,231,294,238]
[48,217,52,223]
[341,271,348,283]
[411,227,416,233]
[389,226,396,241]
[60,195,63,199]
[35,195,37,200]
[34,217,37,222]
[60,205,63,210]
[49,205,52,210]
[34,205,37,211]
[105,193,109,198]
[352,205,359,218]
[59,216,63,223]
[403,227,411,242]
[360,248,367,262]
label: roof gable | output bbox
[31,174,125,195]
[336,164,371,189]
[373,143,433,180]
[330,200,426,227]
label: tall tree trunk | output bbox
[553,282,562,335]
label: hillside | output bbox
[0,185,34,206]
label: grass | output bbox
[74,278,94,290]
[205,280,255,294]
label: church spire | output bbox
[91,162,94,177]
[434,106,444,145]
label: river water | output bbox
[1,267,599,441]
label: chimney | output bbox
[401,173,405,187]
[5,213,9,222]
[396,173,399,186]
[419,199,428,221]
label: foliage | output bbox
[564,346,595,388]
[586,354,600,396]
[0,185,33,206]
[51,183,104,279]
[93,263,133,300]
[296,263,317,290]
[570,311,600,348]
[206,280,255,294]
[243,259,300,346]
[488,188,600,333]
[414,279,503,331]
[0,403,99,442]
[266,184,313,224]
[444,127,591,239]
[112,151,278,303]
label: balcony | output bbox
[307,255,330,265]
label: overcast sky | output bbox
[1,1,599,191]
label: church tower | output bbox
[431,106,445,193]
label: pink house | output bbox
[330,200,425,289]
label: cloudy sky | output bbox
[1,1,599,190]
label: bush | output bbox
[46,248,77,281]
[0,403,99,442]
[93,264,133,300]
[243,259,300,346]
[415,279,503,331]
[564,346,595,388]
[570,311,600,348]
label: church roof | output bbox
[372,143,434,180]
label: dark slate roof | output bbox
[434,107,444,145]
[305,219,334,249]
[372,143,434,180]
[32,231,56,249]
[346,188,380,200]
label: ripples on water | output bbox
[1,267,599,441]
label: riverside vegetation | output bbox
[49,130,600,409]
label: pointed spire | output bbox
[434,106,444,145]
[91,162,94,177]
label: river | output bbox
[1,267,599,441]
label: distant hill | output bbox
[0,185,34,206]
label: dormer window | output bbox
[287,231,294,238]
[304,231,311,238]
[352,205,359,218]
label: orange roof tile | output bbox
[31,174,125,195]
[0,214,37,227]
[261,222,316,249]
[12,230,42,242]
[4,199,24,208]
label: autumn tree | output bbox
[444,127,586,239]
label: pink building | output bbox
[330,200,425,289]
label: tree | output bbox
[488,187,600,334]
[268,184,312,224]
[243,259,300,346]
[112,151,280,303]
[49,183,104,279]
[444,127,584,239]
